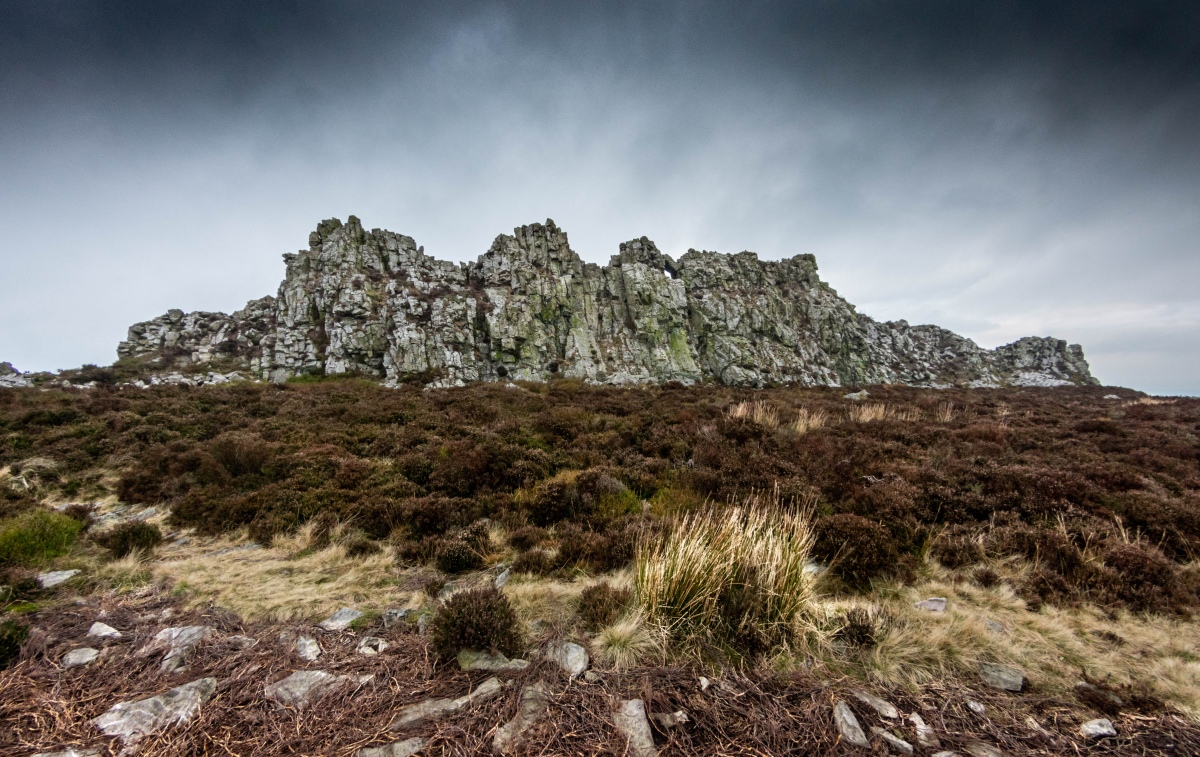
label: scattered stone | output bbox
[62,647,100,668]
[357,636,389,656]
[651,710,690,728]
[227,635,258,649]
[382,608,412,628]
[1104,394,1121,400]
[613,699,658,757]
[964,742,1004,757]
[31,749,102,757]
[1080,718,1117,739]
[909,712,940,748]
[984,619,1004,634]
[545,640,588,677]
[92,677,217,745]
[967,700,986,716]
[915,597,947,613]
[871,727,914,755]
[388,676,504,730]
[38,570,81,589]
[931,752,960,757]
[87,622,121,639]
[852,689,899,719]
[1025,716,1050,735]
[494,567,511,588]
[493,683,549,754]
[142,625,213,673]
[699,676,711,691]
[357,737,426,757]
[833,700,868,747]
[979,662,1025,692]
[417,614,430,635]
[845,390,870,401]
[318,607,363,632]
[263,670,373,710]
[294,636,322,661]
[583,671,601,683]
[457,649,529,672]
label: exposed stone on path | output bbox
[964,742,1004,757]
[92,677,217,745]
[851,689,898,719]
[979,662,1025,692]
[387,676,504,730]
[493,683,549,754]
[1081,718,1117,739]
[909,712,940,748]
[833,700,868,747]
[357,737,426,757]
[32,749,101,757]
[967,700,986,716]
[457,649,530,672]
[357,636,389,655]
[545,640,588,677]
[318,607,363,631]
[651,710,690,728]
[38,570,80,589]
[294,635,321,661]
[382,608,412,628]
[62,647,99,668]
[871,726,914,755]
[613,699,658,757]
[141,625,213,672]
[915,597,947,613]
[87,621,121,639]
[494,567,511,588]
[263,670,373,710]
[226,634,258,649]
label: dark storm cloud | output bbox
[1,1,1198,393]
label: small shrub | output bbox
[835,606,895,648]
[396,535,441,565]
[578,583,632,631]
[528,477,583,526]
[343,534,381,558]
[60,504,94,529]
[423,577,447,599]
[1100,543,1190,614]
[457,520,491,551]
[507,525,547,551]
[430,585,521,661]
[0,618,29,669]
[812,514,899,590]
[973,566,1001,588]
[0,510,84,567]
[511,548,554,576]
[436,539,483,574]
[94,521,163,559]
[932,527,985,569]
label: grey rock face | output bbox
[357,636,389,656]
[909,712,940,748]
[141,625,213,673]
[492,682,549,754]
[294,635,322,661]
[832,700,868,747]
[92,677,217,745]
[915,597,947,613]
[613,699,658,757]
[62,647,100,668]
[118,217,1099,389]
[979,662,1025,692]
[457,649,530,672]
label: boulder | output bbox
[851,689,898,719]
[1080,718,1117,739]
[263,670,372,709]
[492,683,549,754]
[388,677,504,730]
[87,622,121,639]
[545,640,588,677]
[38,570,81,589]
[613,699,657,757]
[294,635,322,661]
[457,650,530,672]
[62,648,100,669]
[979,662,1025,692]
[357,738,426,757]
[92,677,217,745]
[833,700,868,747]
[964,742,1004,757]
[317,607,363,632]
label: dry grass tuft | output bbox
[727,400,779,428]
[791,407,829,434]
[935,401,956,423]
[592,611,663,669]
[847,403,890,423]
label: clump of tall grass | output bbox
[634,498,816,656]
[727,400,779,428]
[0,509,84,567]
[792,407,829,434]
[847,403,891,423]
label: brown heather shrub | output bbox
[511,548,554,576]
[1100,543,1193,615]
[931,526,985,569]
[507,525,547,551]
[835,606,896,648]
[94,521,163,558]
[0,618,29,670]
[577,582,632,631]
[435,539,483,574]
[431,586,521,661]
[395,535,441,565]
[812,514,899,589]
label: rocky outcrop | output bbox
[117,217,1099,388]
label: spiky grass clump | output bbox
[0,509,84,567]
[592,612,661,669]
[634,502,816,656]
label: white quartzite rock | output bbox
[38,570,81,588]
[871,726,914,755]
[545,640,588,677]
[357,737,426,757]
[915,597,947,613]
[851,689,898,719]
[141,625,213,672]
[909,712,940,748]
[613,699,658,757]
[357,636,389,656]
[92,677,217,745]
[294,635,321,661]
[1081,718,1117,739]
[651,710,690,728]
[833,700,868,747]
[318,607,363,632]
[31,749,101,757]
[457,649,530,672]
[979,662,1025,692]
[87,621,121,639]
[62,647,100,668]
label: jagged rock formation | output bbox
[116,217,1098,388]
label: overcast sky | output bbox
[2,1,1198,394]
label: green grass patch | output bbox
[0,510,84,567]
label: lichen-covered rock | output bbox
[117,217,1099,389]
